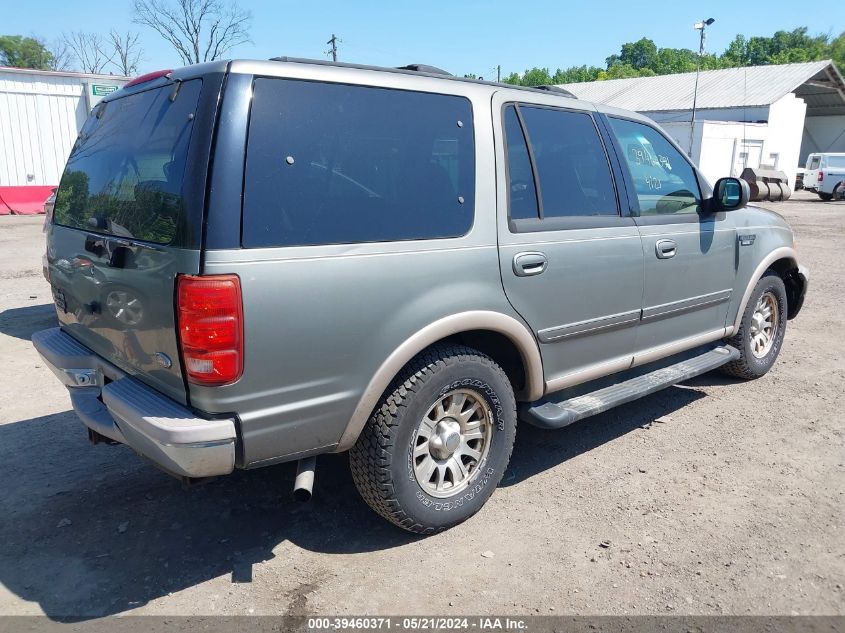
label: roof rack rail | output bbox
[533,85,576,98]
[395,64,452,76]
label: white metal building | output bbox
[558,60,845,190]
[0,67,129,213]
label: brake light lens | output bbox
[819,171,824,182]
[177,274,243,386]
[125,69,173,88]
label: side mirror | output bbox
[712,177,749,212]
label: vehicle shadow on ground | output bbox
[503,384,706,486]
[0,385,705,619]
[0,303,57,341]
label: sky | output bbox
[3,0,843,77]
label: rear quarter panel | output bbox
[191,68,524,467]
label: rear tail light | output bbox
[177,274,244,386]
[818,171,824,182]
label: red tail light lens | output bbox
[818,171,824,182]
[177,274,243,386]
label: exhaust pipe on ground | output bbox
[293,456,317,502]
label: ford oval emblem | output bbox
[154,352,172,369]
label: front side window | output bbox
[609,117,702,216]
[242,79,475,248]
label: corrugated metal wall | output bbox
[0,70,127,187]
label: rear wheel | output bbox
[721,272,788,380]
[349,345,517,534]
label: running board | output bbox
[522,345,739,430]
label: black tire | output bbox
[721,272,788,380]
[819,192,833,201]
[349,344,517,534]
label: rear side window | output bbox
[609,117,701,216]
[242,79,475,248]
[827,155,845,169]
[518,106,618,218]
[53,80,202,244]
[503,105,539,220]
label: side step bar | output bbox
[522,345,739,430]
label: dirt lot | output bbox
[0,191,843,618]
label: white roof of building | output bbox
[0,66,130,82]
[557,60,845,116]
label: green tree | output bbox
[552,65,603,84]
[603,63,654,79]
[651,47,699,74]
[611,37,658,70]
[728,28,830,66]
[0,35,54,70]
[830,32,845,74]
[521,67,554,86]
[504,26,842,89]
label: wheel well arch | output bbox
[440,330,527,393]
[730,247,803,332]
[336,311,544,451]
[767,257,806,320]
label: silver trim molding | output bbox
[538,309,641,343]
[642,289,732,322]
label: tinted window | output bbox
[243,79,475,248]
[519,106,618,217]
[610,117,701,216]
[503,105,539,220]
[53,80,202,244]
[826,155,845,169]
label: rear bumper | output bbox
[32,327,236,478]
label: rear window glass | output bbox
[53,80,201,244]
[826,156,845,169]
[242,78,475,248]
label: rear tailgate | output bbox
[46,76,217,405]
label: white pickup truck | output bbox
[803,153,845,200]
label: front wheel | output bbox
[721,272,788,380]
[349,345,517,534]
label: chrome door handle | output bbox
[655,239,677,259]
[513,252,548,277]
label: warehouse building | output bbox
[0,67,129,214]
[557,60,845,191]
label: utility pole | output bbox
[327,34,338,62]
[497,65,501,82]
[689,18,715,157]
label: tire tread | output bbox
[721,271,786,380]
[349,344,514,534]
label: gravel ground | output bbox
[0,191,842,618]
